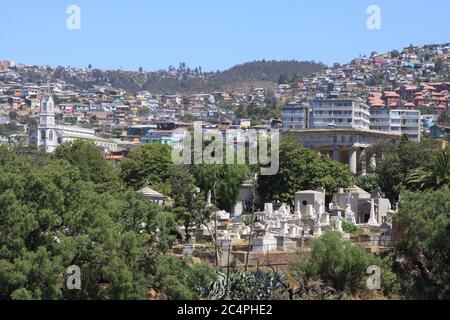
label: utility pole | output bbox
[245,173,257,272]
[212,177,220,269]
[214,209,219,268]
[224,244,231,299]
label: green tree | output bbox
[354,174,380,193]
[342,221,365,237]
[169,167,215,243]
[366,72,384,86]
[52,140,121,193]
[120,143,174,190]
[0,157,149,299]
[120,189,176,252]
[438,111,450,124]
[235,103,248,119]
[0,146,203,300]
[394,189,450,299]
[434,58,445,74]
[257,136,352,204]
[0,122,21,137]
[373,139,437,202]
[138,106,150,116]
[391,50,400,58]
[407,150,450,191]
[9,111,18,121]
[417,105,436,115]
[191,164,250,211]
[148,255,215,300]
[289,232,399,298]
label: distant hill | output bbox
[204,60,326,91]
[54,60,326,93]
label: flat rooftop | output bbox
[286,128,402,138]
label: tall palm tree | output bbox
[407,150,450,190]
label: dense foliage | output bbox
[2,133,450,300]
[119,142,250,213]
[207,60,325,91]
[289,232,399,299]
[257,136,352,204]
[169,166,216,243]
[120,143,174,190]
[0,122,21,137]
[371,138,439,202]
[407,150,450,191]
[0,143,213,300]
[191,164,250,212]
[371,138,450,299]
[393,189,450,299]
[353,174,380,193]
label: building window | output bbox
[49,130,53,141]
[41,130,45,140]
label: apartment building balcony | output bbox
[399,114,420,119]
[401,123,420,128]
[314,107,355,112]
[370,126,391,131]
[370,119,391,125]
[401,127,420,133]
[370,114,390,119]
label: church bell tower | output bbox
[37,95,58,153]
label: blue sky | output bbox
[1,0,449,71]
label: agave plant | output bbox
[251,269,288,300]
[203,269,288,300]
[203,272,227,300]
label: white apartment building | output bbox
[370,108,421,142]
[309,99,370,129]
[281,99,405,175]
[282,101,309,130]
[282,99,371,131]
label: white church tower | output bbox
[37,95,58,153]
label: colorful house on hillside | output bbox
[429,124,450,139]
